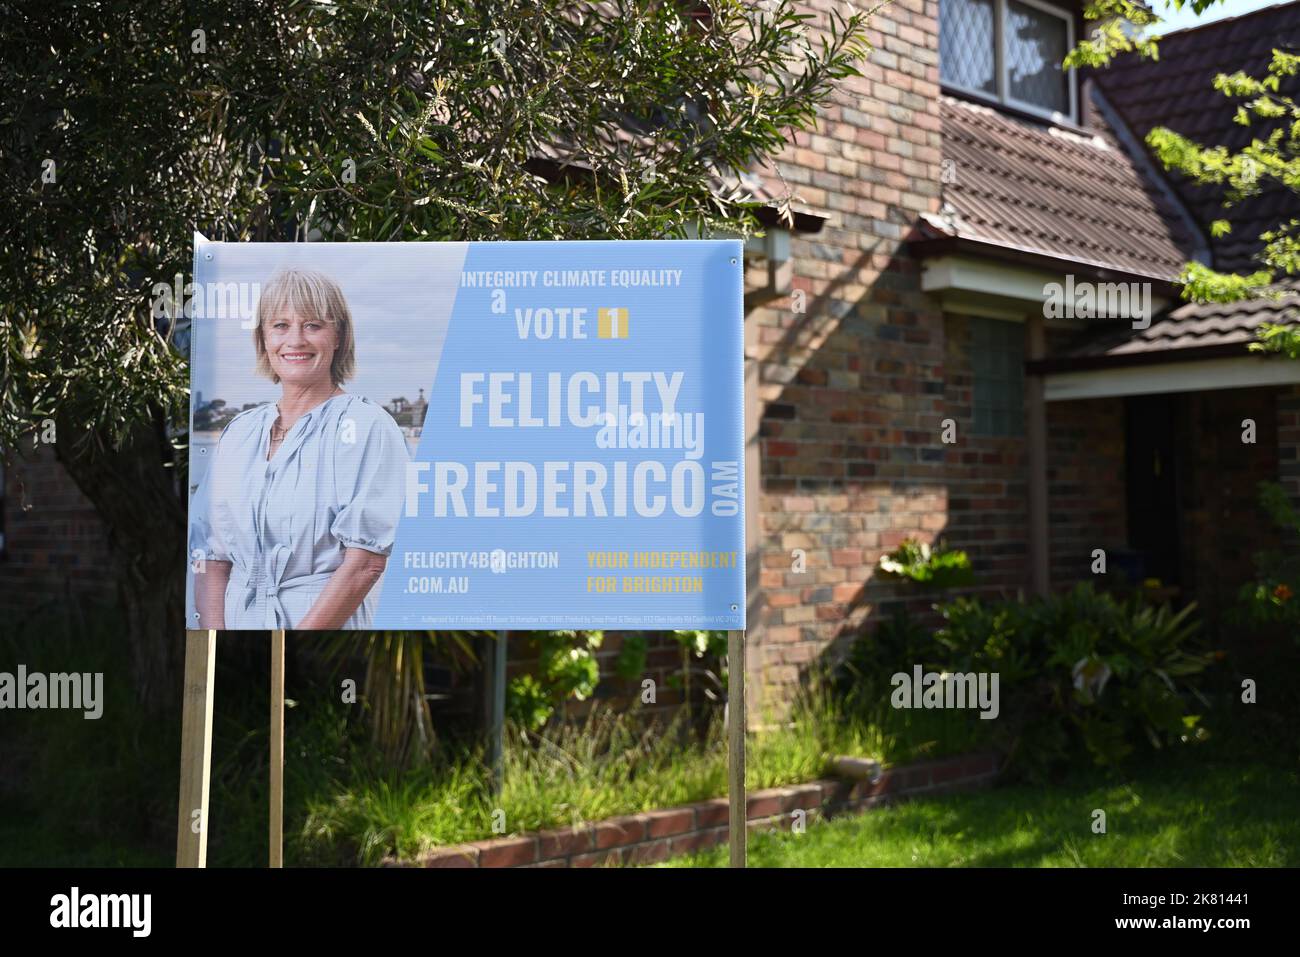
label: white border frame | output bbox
[941,0,1077,125]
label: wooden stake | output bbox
[176,630,217,868]
[270,629,285,868]
[727,628,746,868]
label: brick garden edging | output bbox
[385,751,1001,868]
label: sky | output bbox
[1151,0,1285,33]
[189,242,465,421]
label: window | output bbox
[940,0,1076,122]
[970,318,1025,436]
[940,0,997,97]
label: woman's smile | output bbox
[265,310,337,385]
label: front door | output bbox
[1125,395,1182,586]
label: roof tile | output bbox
[936,93,1199,279]
[1093,2,1300,274]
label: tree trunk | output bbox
[55,411,187,714]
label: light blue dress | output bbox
[190,393,409,629]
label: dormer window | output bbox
[940,0,1076,123]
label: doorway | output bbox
[1124,394,1182,587]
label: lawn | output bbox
[660,757,1299,868]
[0,606,989,866]
[4,603,1296,868]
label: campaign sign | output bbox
[185,237,745,631]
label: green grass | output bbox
[296,680,998,865]
[660,756,1300,868]
[4,603,1295,868]
[9,601,929,866]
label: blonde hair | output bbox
[253,268,356,386]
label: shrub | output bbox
[836,608,936,712]
[1233,481,1300,636]
[877,538,974,589]
[933,584,1215,778]
[506,630,603,730]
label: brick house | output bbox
[3,1,1297,724]
[737,0,1299,719]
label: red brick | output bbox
[477,835,537,868]
[700,825,729,847]
[625,839,672,865]
[645,808,695,839]
[669,831,714,856]
[572,848,623,868]
[832,581,862,602]
[694,798,730,828]
[746,791,784,820]
[767,590,799,608]
[593,814,649,849]
[422,844,480,868]
[537,826,594,860]
[780,780,821,811]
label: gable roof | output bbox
[918,92,1200,282]
[1093,2,1300,273]
[922,3,1300,369]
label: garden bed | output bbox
[385,751,1000,867]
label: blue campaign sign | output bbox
[185,238,745,631]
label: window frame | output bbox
[940,0,1078,125]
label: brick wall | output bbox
[1045,396,1127,586]
[749,0,943,717]
[1178,387,1286,626]
[0,442,114,617]
[941,314,1023,590]
[940,315,1127,593]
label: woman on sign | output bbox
[191,268,409,629]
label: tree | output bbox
[0,0,869,711]
[1067,2,1300,356]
